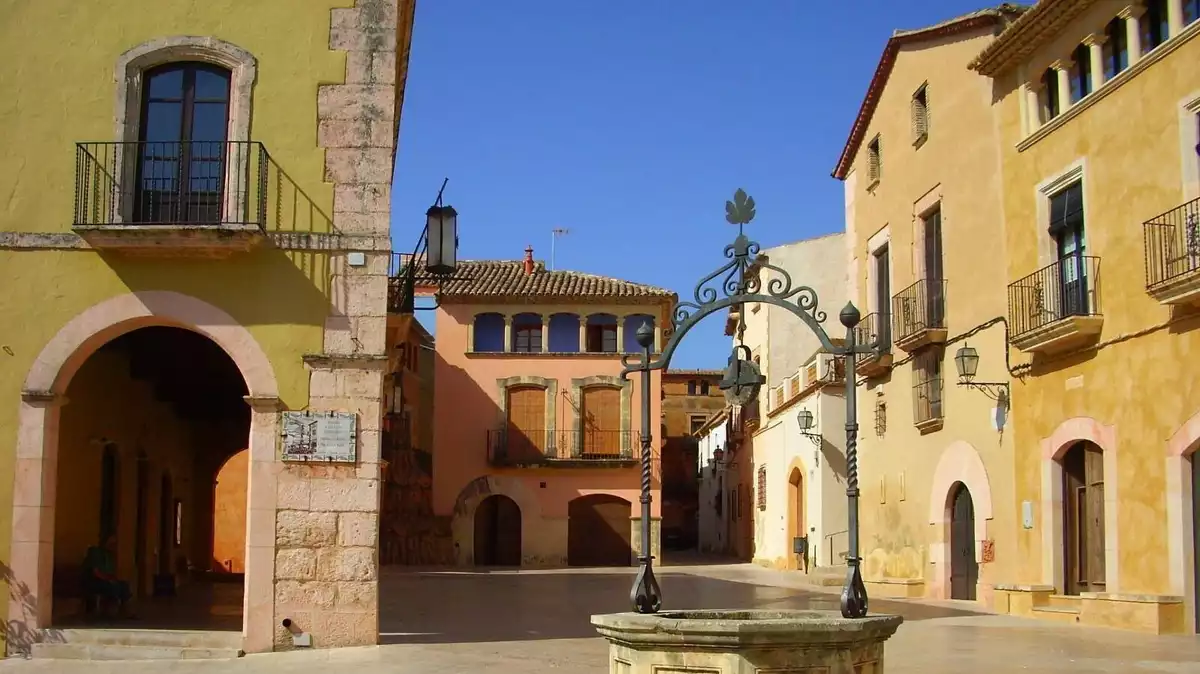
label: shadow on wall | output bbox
[1,561,66,655]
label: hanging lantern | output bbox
[425,204,458,275]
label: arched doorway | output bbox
[51,326,250,630]
[212,449,249,574]
[568,494,633,566]
[1062,441,1105,595]
[787,467,804,571]
[949,483,977,600]
[474,495,521,566]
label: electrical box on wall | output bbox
[1021,501,1034,529]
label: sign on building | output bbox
[281,411,357,463]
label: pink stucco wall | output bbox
[433,304,663,519]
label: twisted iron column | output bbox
[839,303,869,618]
[630,323,662,613]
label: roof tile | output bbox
[410,259,676,303]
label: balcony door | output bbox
[137,62,232,225]
[505,386,546,461]
[581,386,621,457]
[1050,180,1088,318]
[873,245,891,347]
[922,207,945,327]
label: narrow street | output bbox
[3,563,1198,673]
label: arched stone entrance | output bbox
[9,291,278,654]
[928,441,993,601]
[949,483,977,601]
[787,463,805,571]
[451,475,541,567]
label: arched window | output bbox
[137,62,232,224]
[473,313,505,352]
[585,314,618,353]
[511,313,543,353]
[623,314,655,353]
[548,313,581,352]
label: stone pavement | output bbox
[2,562,1199,672]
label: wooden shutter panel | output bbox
[582,386,621,456]
[507,386,546,460]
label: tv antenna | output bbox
[550,227,571,270]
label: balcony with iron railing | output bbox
[891,279,947,351]
[1007,255,1102,355]
[73,140,269,255]
[853,311,893,377]
[1144,197,1200,306]
[486,428,639,467]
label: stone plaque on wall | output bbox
[281,411,357,463]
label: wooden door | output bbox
[158,473,173,576]
[568,495,633,566]
[923,208,945,326]
[581,386,621,456]
[950,484,977,600]
[1063,442,1105,595]
[474,495,521,566]
[506,386,546,461]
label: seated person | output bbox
[82,534,133,618]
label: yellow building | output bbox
[833,5,1025,607]
[972,0,1200,633]
[0,0,415,656]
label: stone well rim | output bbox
[591,609,903,647]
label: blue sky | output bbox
[391,0,994,368]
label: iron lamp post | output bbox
[620,188,875,619]
[953,343,1010,408]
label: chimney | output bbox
[523,245,535,276]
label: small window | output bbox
[911,85,929,144]
[585,314,618,353]
[511,313,542,353]
[913,348,944,426]
[1140,0,1169,52]
[687,380,697,396]
[472,313,506,352]
[1041,67,1061,121]
[1186,0,1200,26]
[867,136,882,184]
[1069,44,1092,103]
[700,380,710,396]
[1102,18,1129,81]
[689,415,707,436]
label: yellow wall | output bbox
[844,26,1019,600]
[0,0,357,640]
[993,18,1200,594]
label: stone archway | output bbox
[451,475,541,567]
[9,291,279,654]
[927,441,993,601]
[1168,412,1200,633]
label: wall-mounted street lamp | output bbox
[796,409,821,447]
[954,343,1010,409]
[395,179,460,313]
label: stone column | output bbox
[244,395,282,653]
[1051,60,1073,111]
[1084,33,1107,90]
[541,318,549,353]
[1025,82,1042,130]
[579,319,588,352]
[1121,5,1146,64]
[616,316,625,353]
[503,315,513,352]
[1168,0,1185,38]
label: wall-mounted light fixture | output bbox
[954,343,1010,410]
[796,409,821,447]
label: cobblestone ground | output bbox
[3,562,1199,673]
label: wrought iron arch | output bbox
[621,189,877,620]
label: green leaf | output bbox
[725,188,757,225]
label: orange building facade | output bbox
[660,370,725,552]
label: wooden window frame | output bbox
[867,136,882,186]
[911,84,929,146]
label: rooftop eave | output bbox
[969,0,1090,77]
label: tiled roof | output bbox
[666,369,725,377]
[415,259,677,304]
[831,4,1028,179]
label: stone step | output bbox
[1031,605,1081,624]
[802,566,847,587]
[1046,594,1082,610]
[49,628,242,649]
[32,643,242,661]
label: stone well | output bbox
[592,609,903,673]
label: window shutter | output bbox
[911,94,927,141]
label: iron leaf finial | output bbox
[725,189,756,226]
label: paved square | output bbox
[2,563,1198,672]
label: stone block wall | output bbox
[268,0,400,651]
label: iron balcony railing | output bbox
[1144,196,1200,290]
[853,311,891,354]
[74,141,268,229]
[1007,255,1101,339]
[891,279,947,344]
[486,428,639,465]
